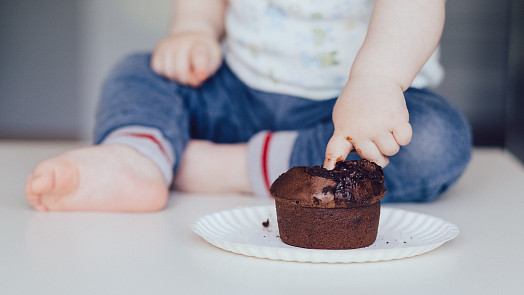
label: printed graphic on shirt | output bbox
[224,0,443,100]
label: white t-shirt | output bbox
[223,0,443,100]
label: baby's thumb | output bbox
[323,135,353,170]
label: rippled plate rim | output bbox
[192,205,459,263]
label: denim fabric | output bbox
[95,53,472,202]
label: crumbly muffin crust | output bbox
[270,160,386,250]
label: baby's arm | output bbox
[324,0,446,169]
[151,0,226,86]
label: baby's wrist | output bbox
[169,26,220,41]
[345,74,405,91]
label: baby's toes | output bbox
[28,160,57,195]
[27,158,80,211]
[30,173,55,196]
[25,174,46,211]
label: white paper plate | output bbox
[192,205,459,263]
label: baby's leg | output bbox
[26,54,191,211]
[173,140,251,193]
[170,80,325,196]
[173,86,334,197]
[173,130,298,195]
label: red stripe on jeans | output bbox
[261,132,273,194]
[122,132,170,161]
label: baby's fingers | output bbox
[189,44,211,86]
[353,141,389,167]
[150,51,164,75]
[151,41,183,81]
[173,45,191,84]
[323,135,353,170]
[393,122,413,146]
[373,133,400,157]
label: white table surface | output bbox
[1,141,523,295]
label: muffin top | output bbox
[270,160,386,208]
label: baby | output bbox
[25,0,472,211]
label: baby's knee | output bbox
[106,53,156,81]
[101,52,186,98]
[406,90,472,169]
[388,92,473,202]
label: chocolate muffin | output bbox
[270,160,386,250]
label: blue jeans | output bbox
[95,53,472,202]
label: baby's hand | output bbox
[151,32,222,87]
[324,76,412,169]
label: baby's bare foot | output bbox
[25,145,168,212]
[174,140,252,194]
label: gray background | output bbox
[1,0,523,159]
